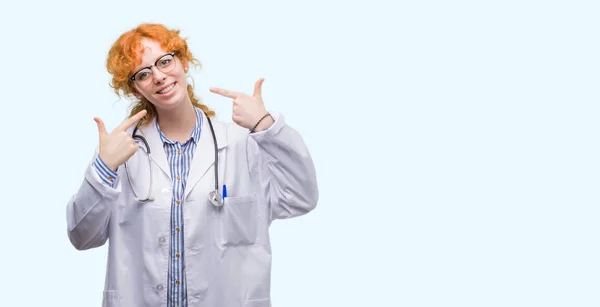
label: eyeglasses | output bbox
[129,52,177,84]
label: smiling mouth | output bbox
[157,82,176,94]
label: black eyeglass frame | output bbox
[129,51,178,82]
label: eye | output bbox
[136,70,151,81]
[159,58,172,67]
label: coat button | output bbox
[159,236,166,244]
[156,284,164,291]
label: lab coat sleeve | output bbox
[66,150,121,250]
[248,113,319,221]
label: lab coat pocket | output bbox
[220,194,258,246]
[102,290,121,307]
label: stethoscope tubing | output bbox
[124,113,222,206]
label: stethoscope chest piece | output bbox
[208,190,224,207]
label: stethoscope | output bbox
[124,113,224,207]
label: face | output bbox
[130,38,189,110]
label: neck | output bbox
[156,101,197,143]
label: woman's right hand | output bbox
[93,110,147,171]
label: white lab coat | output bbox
[66,111,318,307]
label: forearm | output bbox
[66,158,120,250]
[250,113,319,220]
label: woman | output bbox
[66,23,318,307]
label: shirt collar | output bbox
[156,107,203,145]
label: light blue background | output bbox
[0,0,598,306]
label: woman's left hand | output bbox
[210,78,274,131]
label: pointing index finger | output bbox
[118,109,147,131]
[209,87,239,99]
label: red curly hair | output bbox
[106,23,215,126]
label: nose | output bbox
[151,66,167,84]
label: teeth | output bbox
[158,83,175,94]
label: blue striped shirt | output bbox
[93,107,203,307]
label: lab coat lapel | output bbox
[184,111,228,199]
[140,119,171,180]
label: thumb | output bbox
[253,78,264,98]
[94,117,108,137]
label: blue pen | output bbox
[222,184,227,199]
